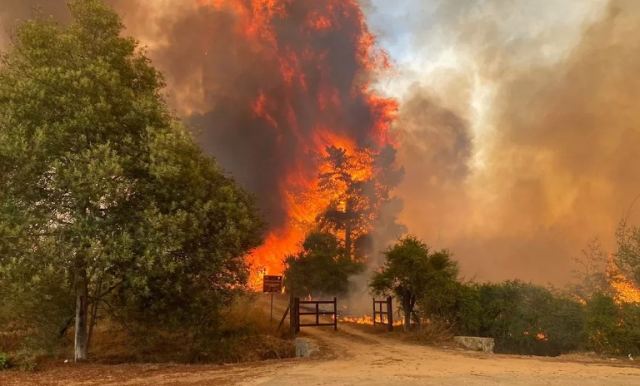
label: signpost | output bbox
[263,275,283,323]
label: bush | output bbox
[586,293,640,356]
[0,351,11,370]
[452,281,586,356]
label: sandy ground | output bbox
[2,322,639,386]
[2,294,639,386]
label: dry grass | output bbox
[404,320,454,345]
[1,294,295,368]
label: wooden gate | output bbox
[292,297,338,333]
[373,296,394,332]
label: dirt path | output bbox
[3,322,639,386]
[233,324,640,386]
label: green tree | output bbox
[369,236,458,332]
[284,231,363,297]
[0,0,263,361]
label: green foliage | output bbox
[461,281,586,356]
[0,351,10,370]
[284,232,363,297]
[370,236,458,328]
[0,0,264,355]
[585,293,640,356]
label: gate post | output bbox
[289,295,295,334]
[293,297,301,334]
[387,296,393,332]
[372,297,376,326]
[333,297,338,331]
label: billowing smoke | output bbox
[367,0,640,284]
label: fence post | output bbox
[289,294,295,334]
[333,297,338,331]
[387,296,393,332]
[372,297,376,326]
[294,297,301,334]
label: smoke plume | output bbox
[368,0,640,283]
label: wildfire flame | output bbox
[196,0,398,282]
[606,254,640,305]
[341,315,404,326]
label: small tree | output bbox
[369,236,457,332]
[284,231,363,297]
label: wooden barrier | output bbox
[373,296,393,332]
[293,297,338,333]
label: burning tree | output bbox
[316,145,403,260]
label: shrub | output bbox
[0,351,11,370]
[454,281,586,356]
[586,293,640,356]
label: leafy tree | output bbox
[0,0,263,361]
[369,236,457,332]
[284,231,363,297]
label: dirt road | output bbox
[3,322,639,386]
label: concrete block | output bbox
[454,336,495,353]
[295,337,320,358]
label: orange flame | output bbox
[341,315,404,326]
[606,254,640,305]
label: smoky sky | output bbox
[365,0,640,284]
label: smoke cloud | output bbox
[367,0,640,283]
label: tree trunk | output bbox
[86,277,102,353]
[402,295,411,332]
[345,222,352,260]
[74,267,89,362]
[345,200,352,260]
